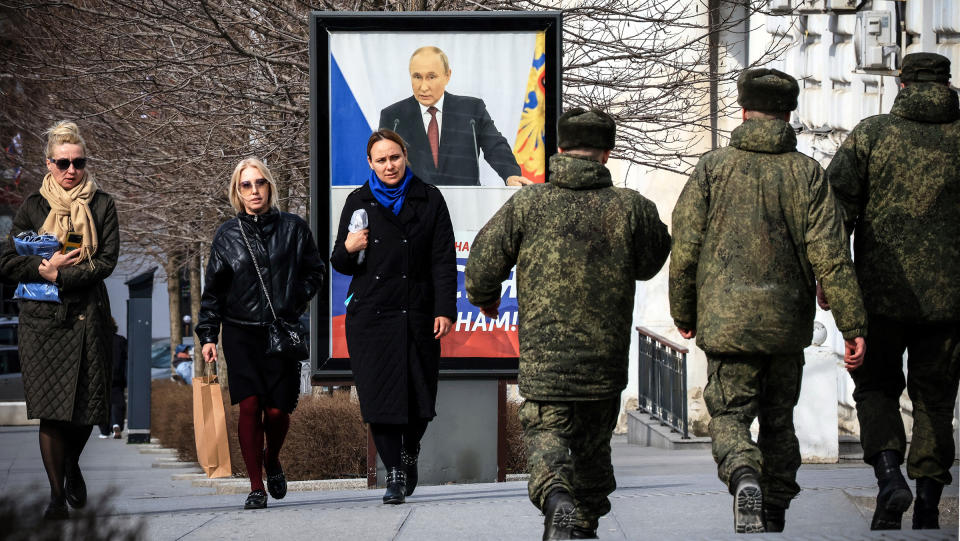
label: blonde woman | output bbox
[0,121,119,520]
[195,158,325,510]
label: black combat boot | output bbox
[401,445,419,497]
[542,489,576,540]
[570,526,598,539]
[870,450,913,530]
[763,504,786,532]
[383,467,406,505]
[730,466,765,534]
[912,477,943,529]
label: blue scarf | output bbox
[368,167,413,215]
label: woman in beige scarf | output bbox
[0,121,119,520]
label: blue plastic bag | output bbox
[13,231,61,303]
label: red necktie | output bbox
[427,106,439,168]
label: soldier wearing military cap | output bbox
[670,68,867,533]
[824,52,960,531]
[466,108,670,540]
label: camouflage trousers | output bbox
[519,397,620,530]
[851,315,960,485]
[704,352,803,508]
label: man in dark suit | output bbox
[378,46,530,186]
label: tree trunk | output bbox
[189,247,202,353]
[164,252,183,376]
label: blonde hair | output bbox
[410,46,450,74]
[44,120,88,159]
[228,157,279,213]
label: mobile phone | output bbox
[62,233,83,254]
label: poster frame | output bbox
[309,11,563,380]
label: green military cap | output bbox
[737,68,799,113]
[900,52,951,83]
[557,108,616,150]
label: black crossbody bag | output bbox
[237,219,309,360]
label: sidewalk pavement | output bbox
[0,425,956,540]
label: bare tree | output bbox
[0,0,791,357]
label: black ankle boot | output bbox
[401,446,419,497]
[64,461,87,509]
[870,450,913,530]
[912,477,943,529]
[383,467,406,504]
[43,499,69,520]
[730,467,764,534]
[763,504,785,532]
[542,489,576,540]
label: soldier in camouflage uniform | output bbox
[824,52,960,531]
[669,69,867,534]
[465,108,670,540]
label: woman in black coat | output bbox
[196,157,325,510]
[0,121,119,520]
[331,130,456,504]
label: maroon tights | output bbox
[237,396,290,491]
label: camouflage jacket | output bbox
[825,83,960,321]
[465,153,670,401]
[670,119,866,355]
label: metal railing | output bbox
[636,326,689,439]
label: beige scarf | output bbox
[38,172,99,265]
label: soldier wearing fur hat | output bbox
[824,52,960,531]
[670,68,867,533]
[466,108,670,540]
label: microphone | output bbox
[392,118,399,132]
[470,119,481,181]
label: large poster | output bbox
[311,13,562,372]
[330,31,546,187]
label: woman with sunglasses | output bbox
[0,121,119,519]
[195,157,325,510]
[331,130,456,504]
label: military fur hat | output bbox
[557,108,616,150]
[900,53,951,83]
[737,69,799,113]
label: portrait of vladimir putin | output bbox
[378,46,529,186]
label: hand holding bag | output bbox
[192,373,232,478]
[237,218,309,360]
[12,231,61,303]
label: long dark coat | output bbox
[0,191,119,423]
[330,177,456,424]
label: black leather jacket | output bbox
[196,209,326,345]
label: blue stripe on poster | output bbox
[331,55,373,186]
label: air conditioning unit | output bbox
[855,10,899,72]
[798,0,827,13]
[769,0,792,14]
[826,0,858,12]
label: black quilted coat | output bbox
[0,191,119,423]
[195,209,326,343]
[330,178,456,424]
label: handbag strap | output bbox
[236,218,279,322]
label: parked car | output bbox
[150,337,194,380]
[0,316,24,400]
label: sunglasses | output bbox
[239,178,269,194]
[48,157,87,171]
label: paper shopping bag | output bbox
[192,374,232,478]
